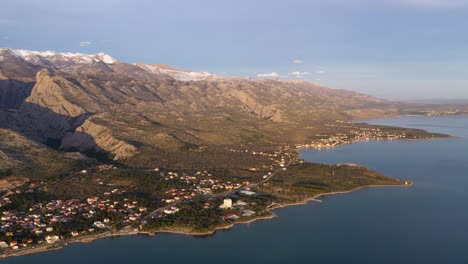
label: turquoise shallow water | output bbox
[4,116,468,264]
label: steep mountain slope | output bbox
[0,48,404,165]
[0,128,91,179]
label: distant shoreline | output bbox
[352,113,468,122]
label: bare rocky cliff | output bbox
[61,119,137,160]
[0,48,408,164]
[25,69,87,117]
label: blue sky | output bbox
[1,0,468,100]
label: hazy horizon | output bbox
[1,0,468,100]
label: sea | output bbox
[4,115,468,264]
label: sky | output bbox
[1,0,468,100]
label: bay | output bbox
[5,116,468,264]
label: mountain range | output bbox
[0,48,465,173]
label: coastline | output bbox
[267,182,413,211]
[295,132,457,157]
[1,123,426,260]
[352,113,468,122]
[1,181,411,259]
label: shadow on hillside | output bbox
[0,79,35,109]
[0,78,115,163]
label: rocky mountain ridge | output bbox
[0,48,414,165]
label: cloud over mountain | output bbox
[257,72,280,78]
[290,71,310,78]
[79,41,92,47]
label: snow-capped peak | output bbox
[0,48,216,82]
[134,63,214,82]
[94,52,117,64]
[0,48,117,65]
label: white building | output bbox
[45,235,60,244]
[93,221,107,229]
[239,190,256,196]
[242,210,256,217]
[219,198,232,209]
[164,207,180,215]
[234,200,247,207]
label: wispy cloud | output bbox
[398,0,468,7]
[315,70,326,75]
[290,71,310,78]
[257,72,280,78]
[293,59,303,64]
[79,41,92,47]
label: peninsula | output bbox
[0,48,460,258]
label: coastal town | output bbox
[0,125,432,257]
[295,126,413,149]
[1,1,467,262]
[0,145,292,255]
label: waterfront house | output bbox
[93,221,107,229]
[224,214,240,220]
[0,241,8,248]
[242,210,256,217]
[45,235,60,244]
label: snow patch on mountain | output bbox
[1,48,216,81]
[0,48,117,65]
[135,63,214,81]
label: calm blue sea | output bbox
[4,116,468,264]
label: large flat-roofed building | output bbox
[219,198,232,209]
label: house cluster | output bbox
[155,146,296,216]
[271,154,289,171]
[226,147,293,175]
[348,127,407,141]
[296,127,409,149]
[158,171,247,204]
[0,195,148,251]
[226,147,289,161]
[0,145,298,253]
[219,198,257,220]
